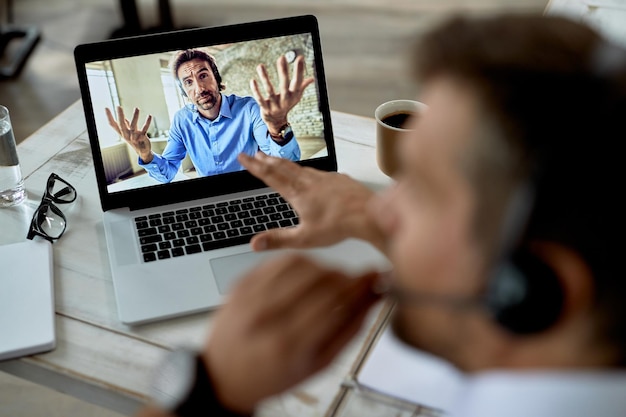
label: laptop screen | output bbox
[75,16,336,211]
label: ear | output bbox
[486,241,613,368]
[531,241,595,323]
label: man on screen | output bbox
[106,49,313,183]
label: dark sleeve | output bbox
[174,355,253,417]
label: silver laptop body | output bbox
[75,16,388,325]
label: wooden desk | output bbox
[0,100,392,416]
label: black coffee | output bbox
[381,111,413,129]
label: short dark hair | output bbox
[170,49,225,91]
[414,15,626,361]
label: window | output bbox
[161,59,185,126]
[87,61,120,147]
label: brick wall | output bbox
[211,34,324,139]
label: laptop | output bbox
[74,15,389,325]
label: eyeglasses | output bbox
[26,173,77,243]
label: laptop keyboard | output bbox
[133,192,298,262]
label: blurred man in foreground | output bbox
[138,14,626,417]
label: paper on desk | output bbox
[0,240,56,361]
[357,325,466,412]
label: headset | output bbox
[388,254,563,335]
[479,182,564,334]
[395,39,626,335]
[483,246,564,334]
[388,183,564,334]
[388,182,564,335]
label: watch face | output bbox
[283,125,294,141]
[149,349,197,411]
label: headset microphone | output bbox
[386,287,482,310]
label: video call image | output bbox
[84,34,327,194]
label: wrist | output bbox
[268,123,294,144]
[267,119,289,136]
[149,349,249,417]
[140,152,154,164]
[201,352,254,415]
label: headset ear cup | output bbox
[485,249,564,334]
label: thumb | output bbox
[250,227,303,251]
[302,77,315,90]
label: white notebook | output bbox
[0,240,56,361]
[357,324,466,410]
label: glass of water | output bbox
[0,105,26,207]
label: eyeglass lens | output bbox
[34,202,67,240]
[46,173,77,204]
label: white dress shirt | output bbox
[451,370,626,417]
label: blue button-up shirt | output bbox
[139,94,300,183]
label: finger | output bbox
[239,256,332,327]
[249,79,264,104]
[312,273,381,367]
[314,286,380,369]
[288,272,380,362]
[129,107,140,131]
[289,55,304,92]
[105,107,115,124]
[249,227,306,251]
[116,106,128,134]
[256,63,276,97]
[299,77,315,93]
[140,114,153,135]
[279,271,353,337]
[238,153,304,196]
[227,253,312,303]
[259,268,353,341]
[277,55,289,94]
[252,255,322,303]
[105,108,122,136]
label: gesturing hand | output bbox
[105,106,153,163]
[238,152,387,252]
[250,55,315,134]
[203,254,381,414]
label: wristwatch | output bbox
[149,348,244,417]
[269,123,294,142]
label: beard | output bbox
[194,89,218,111]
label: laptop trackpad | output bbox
[110,220,139,266]
[210,251,272,295]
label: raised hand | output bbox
[105,106,153,163]
[250,55,315,135]
[238,152,387,252]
